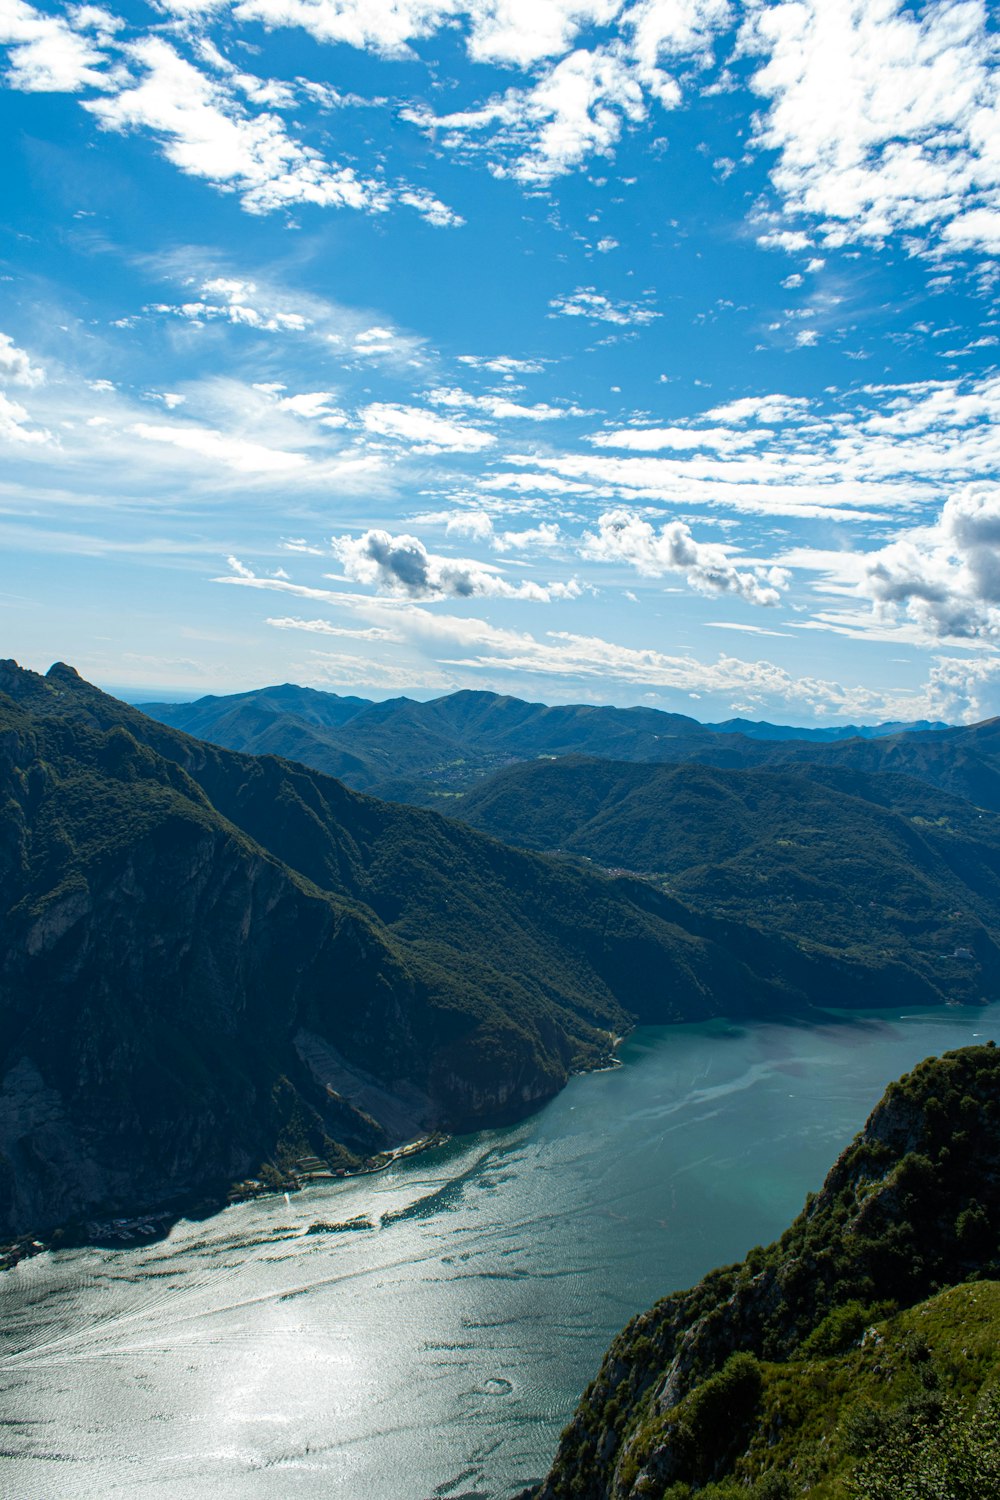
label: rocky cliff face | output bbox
[536,1044,1000,1499]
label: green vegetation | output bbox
[457,755,1000,1007]
[536,1045,1000,1500]
[1,659,863,1242]
[141,684,1000,813]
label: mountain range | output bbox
[2,660,868,1243]
[139,685,961,805]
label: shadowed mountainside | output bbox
[0,660,872,1242]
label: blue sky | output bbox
[2,0,999,723]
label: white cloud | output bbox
[0,390,51,444]
[855,484,1000,641]
[458,354,547,374]
[439,510,564,553]
[265,602,960,721]
[494,373,1000,522]
[743,0,1000,255]
[397,186,465,227]
[469,0,623,67]
[330,527,580,601]
[405,43,649,183]
[0,0,116,91]
[226,0,623,68]
[0,331,44,387]
[131,419,309,472]
[253,386,349,425]
[156,275,312,331]
[549,285,660,324]
[705,393,810,423]
[589,423,767,452]
[361,402,496,452]
[1,20,461,226]
[625,0,731,101]
[84,38,389,216]
[582,507,790,604]
[428,385,584,420]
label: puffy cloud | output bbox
[149,275,426,366]
[625,0,731,101]
[857,484,1000,640]
[743,0,1000,255]
[0,331,44,387]
[582,507,790,604]
[705,393,810,423]
[457,354,547,374]
[397,187,464,227]
[0,0,116,91]
[224,0,621,68]
[252,384,349,425]
[549,286,660,324]
[361,402,495,451]
[155,275,312,331]
[330,527,580,600]
[439,510,563,553]
[466,0,623,67]
[0,19,460,225]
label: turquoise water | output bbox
[2,1004,998,1499]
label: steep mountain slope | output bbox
[455,756,1000,1004]
[140,685,998,810]
[535,1044,1000,1499]
[1,660,864,1242]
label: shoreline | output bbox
[0,1129,453,1274]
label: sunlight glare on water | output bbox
[2,1005,998,1499]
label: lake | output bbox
[2,1003,998,1499]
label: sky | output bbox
[1,0,999,724]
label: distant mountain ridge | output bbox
[138,685,955,804]
[2,660,884,1242]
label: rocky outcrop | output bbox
[536,1044,1000,1499]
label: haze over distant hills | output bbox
[139,685,957,805]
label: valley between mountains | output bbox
[5,664,1000,1498]
[7,663,1000,1246]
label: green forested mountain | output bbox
[535,1044,1000,1500]
[1,660,860,1242]
[140,685,961,805]
[455,755,1000,1005]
